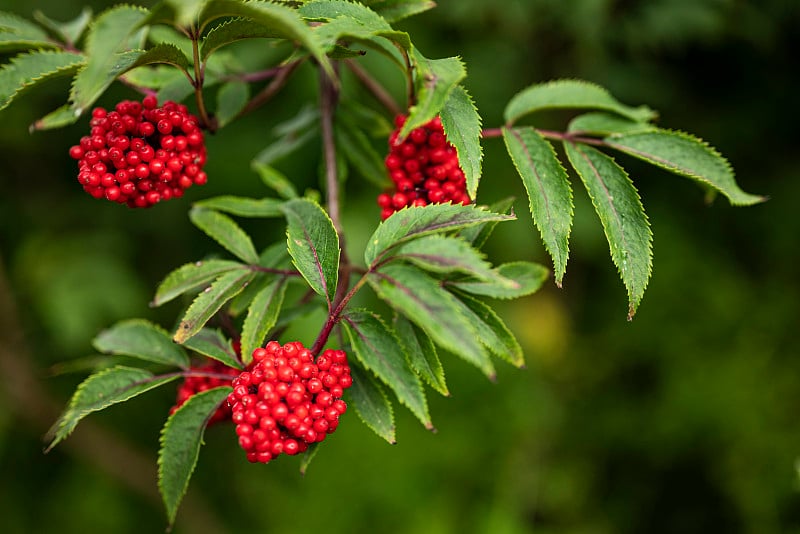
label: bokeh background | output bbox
[1,0,798,532]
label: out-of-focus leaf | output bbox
[215,80,249,128]
[33,7,93,46]
[194,196,284,218]
[568,111,655,136]
[252,162,299,199]
[0,11,56,51]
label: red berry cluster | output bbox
[227,341,352,464]
[170,360,241,425]
[377,114,470,220]
[68,95,207,208]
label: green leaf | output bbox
[335,113,389,187]
[122,64,184,90]
[399,50,466,140]
[174,269,256,343]
[189,207,259,264]
[280,198,340,307]
[29,104,77,131]
[458,196,516,249]
[194,196,285,218]
[564,142,653,318]
[93,319,190,368]
[449,261,549,299]
[240,279,287,365]
[365,203,514,267]
[70,5,148,116]
[215,80,249,128]
[181,328,243,370]
[252,107,318,166]
[164,0,206,30]
[604,129,766,206]
[348,363,395,443]
[0,50,85,111]
[0,11,55,52]
[440,85,483,198]
[343,310,432,429]
[158,386,231,527]
[252,163,299,199]
[46,366,179,452]
[502,127,573,286]
[121,43,193,76]
[393,315,447,396]
[299,442,320,475]
[568,111,655,136]
[504,79,657,126]
[197,0,334,78]
[201,19,279,62]
[339,97,393,137]
[153,259,247,307]
[33,7,93,46]
[368,264,494,379]
[454,292,524,368]
[372,0,437,22]
[394,235,516,289]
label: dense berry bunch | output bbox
[377,114,470,220]
[68,95,207,208]
[227,341,352,464]
[170,360,241,425]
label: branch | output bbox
[345,59,402,116]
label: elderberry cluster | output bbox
[68,95,207,208]
[377,114,470,220]
[170,360,241,425]
[227,341,352,464]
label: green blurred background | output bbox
[1,0,798,532]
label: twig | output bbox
[345,59,402,116]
